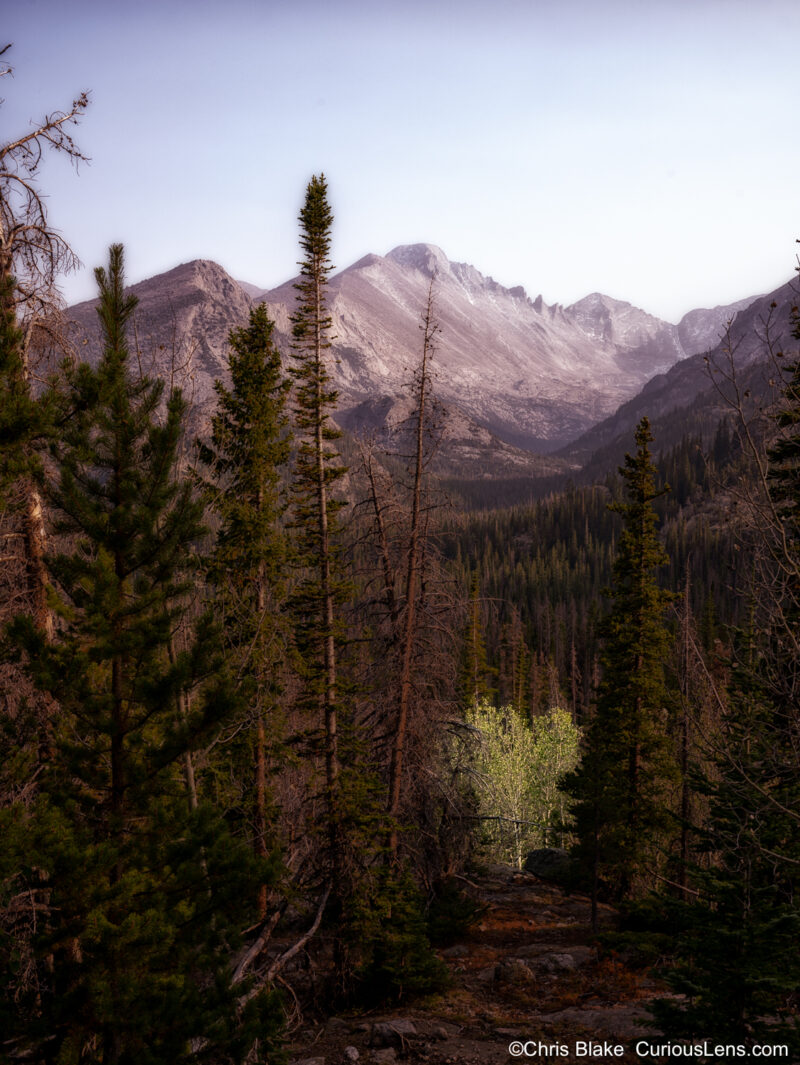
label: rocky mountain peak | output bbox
[569,292,630,315]
[386,243,451,278]
[676,294,760,356]
[64,244,771,460]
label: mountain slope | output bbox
[261,244,701,450]
[561,279,797,471]
[63,246,768,470]
[66,258,251,424]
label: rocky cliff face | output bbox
[64,245,767,468]
[66,258,252,426]
[261,244,753,450]
[560,279,796,466]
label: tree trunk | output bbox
[387,282,437,858]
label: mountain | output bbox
[260,243,712,450]
[562,279,797,472]
[63,245,767,475]
[336,393,567,480]
[65,259,250,422]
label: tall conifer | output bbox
[197,303,291,916]
[288,174,347,884]
[4,246,281,1061]
[568,417,674,922]
[651,314,800,1050]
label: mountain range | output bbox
[63,243,787,480]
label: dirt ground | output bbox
[285,865,667,1065]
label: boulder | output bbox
[369,1020,418,1048]
[523,847,572,882]
[494,957,534,984]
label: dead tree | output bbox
[0,44,89,643]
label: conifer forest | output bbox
[2,48,800,1064]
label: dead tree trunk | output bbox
[387,281,439,858]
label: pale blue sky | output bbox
[4,0,800,320]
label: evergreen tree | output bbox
[459,573,496,706]
[2,246,281,1062]
[287,174,348,895]
[650,669,800,1051]
[567,417,675,923]
[197,303,291,917]
[651,311,800,1052]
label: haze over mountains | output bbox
[64,243,783,476]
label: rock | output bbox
[476,966,496,983]
[441,943,469,958]
[372,1050,397,1065]
[431,1026,449,1041]
[370,1020,417,1048]
[535,952,577,972]
[294,1059,325,1065]
[523,847,572,881]
[494,957,534,984]
[343,1049,360,1064]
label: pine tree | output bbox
[651,311,800,1051]
[459,573,495,706]
[650,670,800,1050]
[288,173,348,888]
[197,303,291,917]
[3,246,281,1062]
[567,417,675,922]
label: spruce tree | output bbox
[459,573,495,706]
[651,315,800,1052]
[196,302,291,917]
[3,246,281,1062]
[288,174,348,882]
[650,671,800,1051]
[567,417,675,922]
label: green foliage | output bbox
[196,302,292,873]
[650,681,800,1048]
[349,866,448,1006]
[466,700,580,867]
[425,879,485,947]
[2,246,283,1062]
[567,418,676,905]
[198,302,291,604]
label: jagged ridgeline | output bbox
[63,241,769,476]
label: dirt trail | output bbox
[287,865,665,1065]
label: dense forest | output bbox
[2,53,799,1063]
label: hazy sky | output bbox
[4,0,800,321]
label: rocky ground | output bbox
[286,865,667,1065]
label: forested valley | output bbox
[2,53,799,1064]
